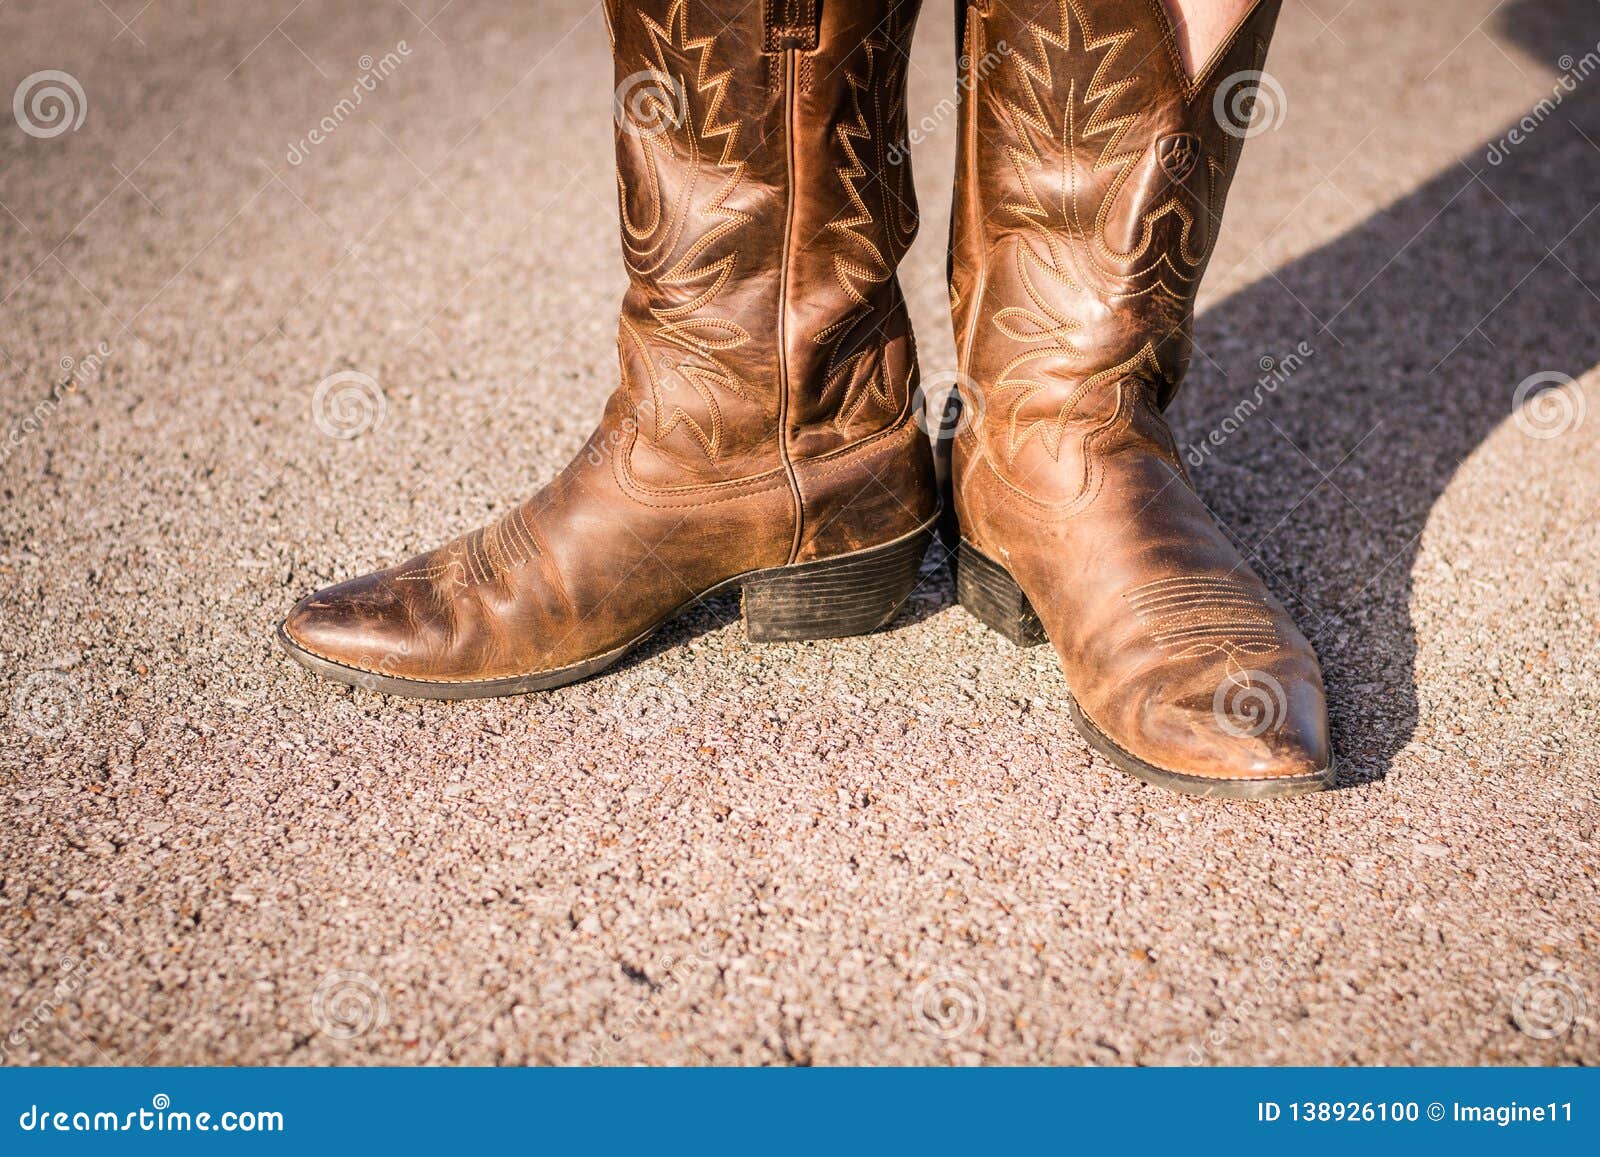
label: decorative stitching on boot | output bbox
[620,0,756,462]
[1125,574,1280,660]
[395,503,556,592]
[815,17,918,434]
[981,0,1251,470]
[763,0,820,53]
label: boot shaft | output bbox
[607,0,924,486]
[950,0,1282,477]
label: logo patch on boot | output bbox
[1157,133,1201,182]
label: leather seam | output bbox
[614,429,790,507]
[1142,0,1272,99]
[795,416,921,480]
[976,380,1164,519]
[777,47,805,563]
[283,632,610,686]
[763,0,820,53]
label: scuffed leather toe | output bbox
[1069,674,1333,798]
[1131,670,1332,783]
[280,570,427,680]
[1070,630,1333,794]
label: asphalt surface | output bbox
[1,0,1595,1065]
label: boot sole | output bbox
[276,514,939,701]
[954,540,1335,800]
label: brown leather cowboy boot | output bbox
[948,0,1332,797]
[279,0,938,698]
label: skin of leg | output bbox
[1162,0,1260,76]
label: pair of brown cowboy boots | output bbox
[278,0,1332,799]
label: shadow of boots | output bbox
[1177,0,1600,787]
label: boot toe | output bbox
[279,572,420,679]
[1074,664,1332,797]
[1139,675,1332,784]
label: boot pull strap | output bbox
[764,0,820,52]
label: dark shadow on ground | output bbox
[1178,0,1600,786]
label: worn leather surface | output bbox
[950,0,1331,781]
[284,0,936,684]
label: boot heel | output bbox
[956,541,1048,647]
[743,521,934,643]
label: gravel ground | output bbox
[1,0,1596,1065]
